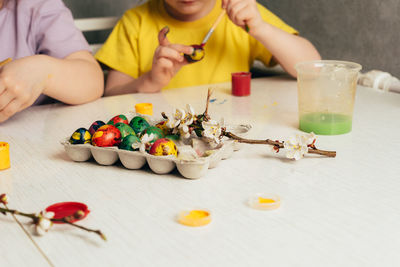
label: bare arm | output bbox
[222,0,321,77]
[0,50,103,122]
[250,23,321,77]
[105,70,158,96]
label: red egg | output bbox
[107,114,129,126]
[91,125,121,147]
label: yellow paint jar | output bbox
[135,103,153,116]
[178,209,211,227]
[0,142,10,170]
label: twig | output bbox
[224,131,336,158]
[52,218,106,241]
[0,206,106,241]
[203,88,213,121]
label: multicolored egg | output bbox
[69,128,91,144]
[119,134,141,151]
[155,120,171,136]
[115,123,135,139]
[107,114,129,126]
[129,116,150,135]
[149,138,178,157]
[92,125,121,147]
[88,120,106,135]
[141,126,165,141]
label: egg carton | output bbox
[61,124,251,179]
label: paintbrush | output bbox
[200,10,226,46]
[0,58,12,67]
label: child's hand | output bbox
[148,27,194,91]
[0,57,47,122]
[222,0,263,33]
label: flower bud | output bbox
[0,193,8,205]
[73,210,85,219]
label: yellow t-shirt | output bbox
[95,0,297,90]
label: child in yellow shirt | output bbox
[96,0,320,95]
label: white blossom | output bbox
[202,120,222,145]
[166,108,186,128]
[283,132,316,160]
[181,104,195,126]
[178,124,191,139]
[139,133,156,153]
[35,211,54,236]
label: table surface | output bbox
[1,77,400,267]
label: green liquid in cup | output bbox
[299,113,352,135]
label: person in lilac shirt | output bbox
[0,0,104,123]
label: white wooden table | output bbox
[1,77,399,267]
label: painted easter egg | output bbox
[91,125,121,147]
[69,128,91,144]
[119,134,140,151]
[129,116,150,135]
[88,120,106,135]
[107,114,129,126]
[149,138,178,157]
[155,121,171,136]
[141,126,165,141]
[184,44,205,63]
[115,123,135,139]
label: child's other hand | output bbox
[148,27,194,91]
[222,0,263,33]
[0,57,47,122]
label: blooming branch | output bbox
[0,194,106,241]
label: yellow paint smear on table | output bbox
[178,210,211,227]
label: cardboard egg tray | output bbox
[61,124,251,179]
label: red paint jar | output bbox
[232,72,251,96]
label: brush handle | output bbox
[201,10,226,45]
[0,58,12,67]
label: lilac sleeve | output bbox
[34,0,90,59]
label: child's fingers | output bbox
[156,57,174,70]
[0,90,15,113]
[156,46,184,63]
[168,44,194,56]
[227,0,248,26]
[221,0,228,9]
[158,26,171,46]
[0,98,20,123]
[0,80,5,96]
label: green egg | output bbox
[129,116,150,135]
[165,134,180,141]
[115,123,135,139]
[141,126,165,142]
[119,134,141,151]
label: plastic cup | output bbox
[232,72,251,96]
[295,60,362,135]
[135,103,153,116]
